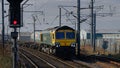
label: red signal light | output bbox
[13,20,17,25]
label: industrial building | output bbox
[80,29,120,54]
[18,32,31,42]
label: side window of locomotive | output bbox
[56,32,65,39]
[40,34,43,41]
[66,32,75,39]
[53,34,54,39]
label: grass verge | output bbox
[0,55,12,68]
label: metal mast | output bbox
[19,0,30,40]
[91,0,95,52]
[77,0,81,56]
[59,7,61,26]
[2,0,5,54]
[93,13,96,52]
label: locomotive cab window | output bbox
[56,32,65,39]
[66,32,75,39]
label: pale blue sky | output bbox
[0,0,120,33]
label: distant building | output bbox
[30,30,42,43]
[80,29,120,40]
[80,29,120,54]
[102,33,120,39]
[18,32,31,42]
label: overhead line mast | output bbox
[1,0,5,56]
[77,0,81,56]
[91,0,94,52]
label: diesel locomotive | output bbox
[31,26,76,57]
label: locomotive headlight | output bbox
[71,43,76,47]
[55,42,60,47]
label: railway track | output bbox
[19,49,54,68]
[93,55,120,67]
[19,45,120,68]
[77,54,120,68]
[19,47,91,68]
[19,52,39,68]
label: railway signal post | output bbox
[7,0,23,68]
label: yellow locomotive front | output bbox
[52,26,76,58]
[55,30,76,47]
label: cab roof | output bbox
[46,25,75,31]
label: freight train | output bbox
[31,26,76,57]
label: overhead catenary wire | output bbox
[50,13,67,26]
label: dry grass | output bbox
[0,56,12,68]
[80,45,120,59]
[112,54,120,59]
[0,44,12,68]
[95,62,119,68]
[80,45,120,68]
[80,45,110,55]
